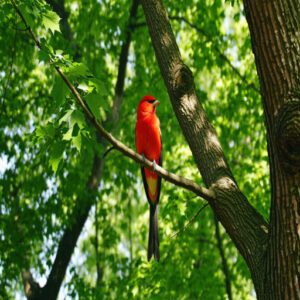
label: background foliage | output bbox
[0,0,269,299]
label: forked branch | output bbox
[11,0,215,202]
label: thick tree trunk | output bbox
[142,0,300,299]
[141,0,268,296]
[243,1,300,299]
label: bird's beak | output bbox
[153,100,160,107]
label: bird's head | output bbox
[137,95,160,117]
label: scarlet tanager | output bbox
[135,95,162,261]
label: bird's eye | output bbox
[147,100,156,103]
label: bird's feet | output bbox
[142,153,146,165]
[141,154,157,172]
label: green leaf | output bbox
[38,48,50,63]
[77,82,90,93]
[86,93,102,120]
[73,133,82,152]
[62,128,73,141]
[88,78,108,96]
[19,4,35,29]
[49,142,64,173]
[70,110,85,129]
[62,124,81,152]
[42,11,61,33]
[67,63,89,77]
[59,109,73,125]
[35,123,56,142]
[51,75,69,107]
[0,3,13,22]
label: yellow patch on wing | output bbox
[147,177,157,201]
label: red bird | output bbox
[135,95,162,261]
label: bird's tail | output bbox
[148,205,160,261]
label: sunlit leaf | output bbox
[42,10,61,33]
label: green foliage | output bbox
[0,0,268,299]
[42,10,61,33]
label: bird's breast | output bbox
[135,116,161,162]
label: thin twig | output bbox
[170,203,209,239]
[214,215,233,300]
[11,0,41,48]
[2,16,17,106]
[102,146,115,158]
[58,66,215,201]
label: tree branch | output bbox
[21,270,41,300]
[214,216,233,300]
[13,1,214,299]
[11,0,137,298]
[111,0,139,125]
[11,4,216,295]
[12,0,267,295]
[169,16,260,94]
[132,16,260,94]
[170,203,208,239]
[56,66,215,201]
[140,0,268,290]
[12,0,215,202]
[11,1,41,48]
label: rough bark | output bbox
[243,1,300,299]
[141,0,269,295]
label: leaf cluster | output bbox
[0,0,268,299]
